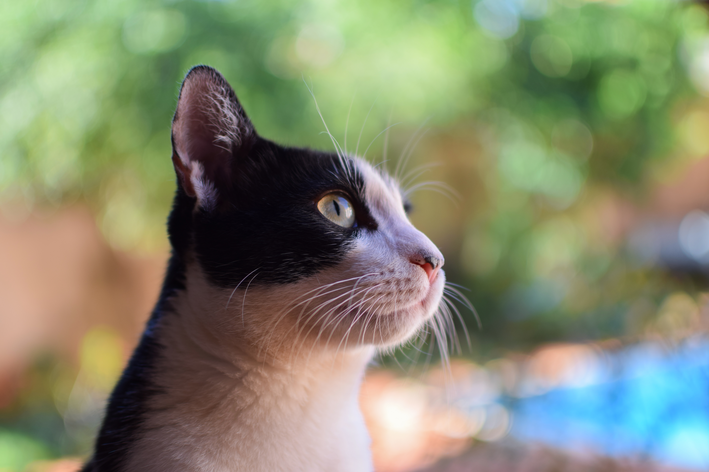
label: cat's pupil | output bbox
[333,200,341,216]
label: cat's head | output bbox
[168,66,445,358]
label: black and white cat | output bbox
[83,65,446,472]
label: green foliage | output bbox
[0,430,51,471]
[3,0,709,347]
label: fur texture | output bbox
[84,65,445,472]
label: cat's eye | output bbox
[317,194,356,228]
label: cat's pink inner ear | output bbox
[171,66,255,205]
[171,151,195,198]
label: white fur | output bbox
[206,80,252,151]
[188,161,218,211]
[125,268,375,472]
[124,158,444,471]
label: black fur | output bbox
[192,139,377,287]
[169,65,378,287]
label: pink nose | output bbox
[410,253,443,283]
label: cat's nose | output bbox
[410,252,444,283]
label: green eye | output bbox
[317,194,356,228]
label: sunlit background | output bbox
[3,0,709,470]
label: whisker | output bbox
[421,320,437,373]
[398,125,431,180]
[362,122,401,162]
[344,91,356,153]
[399,163,441,190]
[355,97,378,157]
[382,111,393,168]
[302,77,349,173]
[403,327,430,372]
[437,301,460,355]
[430,314,451,379]
[285,287,365,351]
[394,119,429,181]
[373,160,389,170]
[240,271,260,329]
[444,282,471,291]
[316,285,384,353]
[353,293,388,348]
[301,288,384,365]
[404,181,460,205]
[290,281,382,361]
[444,284,481,330]
[259,274,378,358]
[395,119,431,181]
[441,294,472,351]
[226,267,260,311]
[333,291,387,360]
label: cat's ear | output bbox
[171,65,256,209]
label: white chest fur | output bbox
[123,275,375,472]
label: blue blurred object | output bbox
[509,339,709,470]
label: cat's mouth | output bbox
[383,269,445,318]
[352,273,445,347]
[420,270,445,309]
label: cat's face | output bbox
[168,66,444,356]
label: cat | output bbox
[82,65,446,472]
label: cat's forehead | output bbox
[352,158,406,221]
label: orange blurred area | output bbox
[23,459,82,472]
[0,205,165,407]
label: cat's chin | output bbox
[364,271,446,348]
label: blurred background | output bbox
[3,0,709,470]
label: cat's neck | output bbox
[125,265,375,472]
[159,278,376,381]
